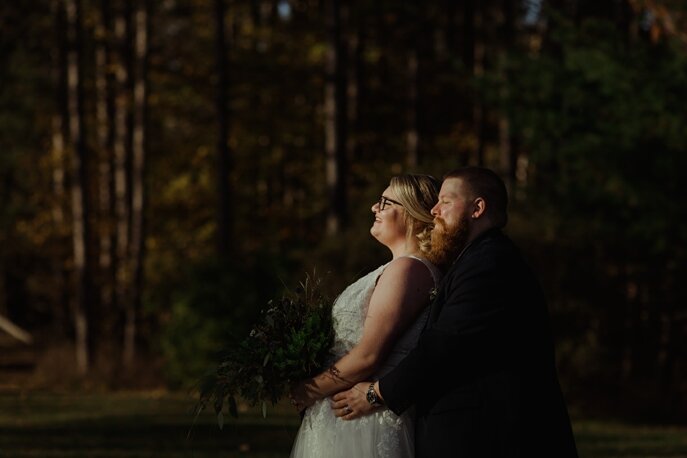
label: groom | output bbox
[332,167,578,457]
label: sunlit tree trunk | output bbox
[214,0,233,259]
[52,0,68,231]
[65,0,92,374]
[123,0,149,367]
[51,0,71,337]
[324,0,348,235]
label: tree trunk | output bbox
[658,264,683,410]
[462,0,487,167]
[406,48,419,169]
[406,3,432,169]
[250,0,273,50]
[324,0,348,235]
[113,0,131,339]
[498,0,516,193]
[619,0,638,42]
[51,0,71,338]
[95,0,117,346]
[65,0,92,374]
[52,0,68,231]
[0,315,33,345]
[472,2,486,167]
[214,0,233,259]
[346,8,363,166]
[123,0,149,367]
[463,0,475,76]
[445,0,458,60]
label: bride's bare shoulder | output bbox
[378,256,434,286]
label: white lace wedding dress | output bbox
[290,256,441,458]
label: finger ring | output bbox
[290,398,297,406]
[345,406,352,414]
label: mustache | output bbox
[433,217,447,230]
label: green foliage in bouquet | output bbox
[196,273,335,427]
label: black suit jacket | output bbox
[379,229,578,457]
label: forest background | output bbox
[1,0,686,426]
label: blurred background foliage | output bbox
[0,0,685,423]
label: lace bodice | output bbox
[328,263,389,360]
[328,257,442,375]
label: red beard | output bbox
[426,213,470,269]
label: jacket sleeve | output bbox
[380,239,518,415]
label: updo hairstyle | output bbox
[388,174,440,255]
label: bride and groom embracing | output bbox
[289,167,578,458]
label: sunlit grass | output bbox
[0,392,686,457]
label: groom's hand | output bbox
[331,381,379,420]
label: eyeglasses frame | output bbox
[377,195,403,211]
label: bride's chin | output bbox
[370,228,384,243]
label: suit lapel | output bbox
[424,228,502,327]
[427,283,446,326]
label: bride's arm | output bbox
[290,257,433,409]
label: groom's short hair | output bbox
[445,167,508,228]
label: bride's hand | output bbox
[330,382,378,420]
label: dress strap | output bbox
[405,255,442,286]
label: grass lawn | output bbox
[0,391,686,457]
[0,391,299,457]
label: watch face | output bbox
[366,387,377,404]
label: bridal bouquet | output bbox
[196,273,335,427]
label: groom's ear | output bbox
[471,197,487,219]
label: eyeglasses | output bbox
[377,195,403,211]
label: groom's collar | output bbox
[449,227,502,268]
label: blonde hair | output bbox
[389,174,440,255]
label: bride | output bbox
[289,174,442,458]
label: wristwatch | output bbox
[366,382,383,406]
